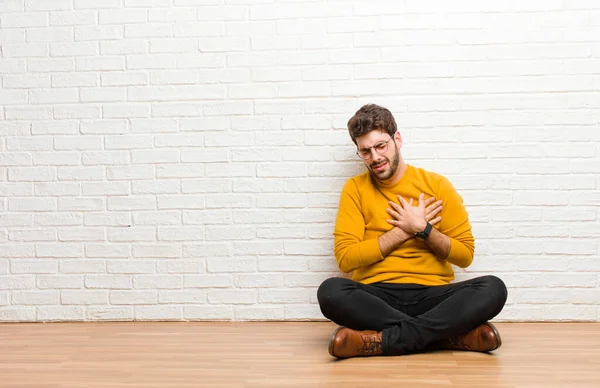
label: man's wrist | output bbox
[412,220,428,235]
[415,222,433,240]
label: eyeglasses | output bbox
[356,136,394,160]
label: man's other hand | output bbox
[385,194,441,234]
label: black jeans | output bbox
[317,275,508,356]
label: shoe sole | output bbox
[328,327,345,358]
[486,322,502,351]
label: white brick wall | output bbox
[0,0,599,323]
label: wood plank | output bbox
[0,322,599,387]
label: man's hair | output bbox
[347,104,397,145]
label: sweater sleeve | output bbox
[437,176,475,268]
[333,178,384,273]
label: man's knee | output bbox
[481,275,508,311]
[317,277,346,307]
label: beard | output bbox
[369,147,400,181]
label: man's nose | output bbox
[371,151,384,162]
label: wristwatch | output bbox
[415,222,432,240]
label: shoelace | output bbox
[447,336,471,351]
[360,335,382,354]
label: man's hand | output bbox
[386,194,441,235]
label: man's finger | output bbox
[424,197,436,206]
[425,200,442,213]
[386,219,400,227]
[429,216,442,225]
[426,205,442,218]
[388,201,403,213]
[386,208,401,220]
[418,193,425,207]
[397,195,408,208]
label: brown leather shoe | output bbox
[328,327,384,359]
[440,322,502,352]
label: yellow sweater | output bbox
[333,164,475,286]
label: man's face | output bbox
[356,130,400,182]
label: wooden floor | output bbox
[1,322,599,387]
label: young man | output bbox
[318,104,507,359]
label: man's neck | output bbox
[375,161,408,187]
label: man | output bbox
[317,104,507,359]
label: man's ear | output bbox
[395,131,403,147]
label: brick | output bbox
[258,289,311,304]
[103,103,150,118]
[150,70,199,84]
[135,305,182,320]
[157,227,205,241]
[85,275,132,289]
[134,275,182,289]
[132,244,181,258]
[132,180,181,194]
[25,0,71,11]
[184,305,232,320]
[75,26,122,41]
[34,182,80,196]
[105,135,152,149]
[35,213,82,227]
[100,40,147,55]
[57,167,105,181]
[234,306,284,321]
[150,38,197,53]
[107,259,155,274]
[9,229,56,242]
[28,58,73,72]
[107,227,156,242]
[86,307,133,321]
[54,104,102,119]
[132,211,180,226]
[127,54,176,69]
[50,11,96,26]
[1,12,48,28]
[0,308,36,322]
[8,137,52,151]
[159,290,206,303]
[26,27,73,43]
[232,179,282,193]
[207,258,256,273]
[125,23,172,38]
[157,195,205,210]
[205,226,254,241]
[130,118,177,133]
[157,260,204,274]
[76,56,124,71]
[58,227,104,242]
[80,87,126,103]
[110,290,157,305]
[207,289,255,305]
[108,196,155,211]
[11,290,58,305]
[37,307,85,322]
[75,0,121,9]
[84,213,131,227]
[0,58,27,73]
[37,275,83,289]
[150,7,197,21]
[184,274,232,288]
[59,259,105,274]
[6,106,53,120]
[107,166,154,180]
[8,198,56,211]
[169,243,214,263]
[99,9,148,24]
[61,290,108,305]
